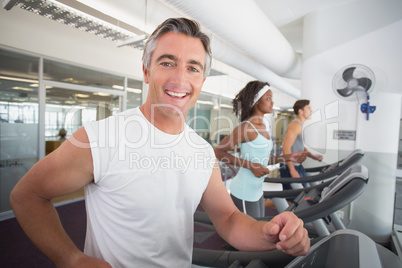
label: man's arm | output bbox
[271,151,309,165]
[200,161,310,256]
[10,127,111,267]
[304,148,324,162]
[282,122,302,178]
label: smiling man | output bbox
[10,18,310,267]
[141,30,206,133]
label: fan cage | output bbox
[332,64,375,102]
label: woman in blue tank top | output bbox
[214,81,306,218]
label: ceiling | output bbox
[64,0,359,97]
[62,0,357,64]
[1,0,361,101]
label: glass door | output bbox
[44,84,122,203]
[0,50,40,214]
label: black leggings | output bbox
[230,194,265,218]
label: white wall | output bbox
[301,0,402,243]
[303,17,402,150]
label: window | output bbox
[126,78,142,110]
[43,59,124,90]
[0,50,39,213]
[194,93,216,144]
[214,97,237,145]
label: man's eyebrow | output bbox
[188,59,204,71]
[155,54,204,71]
[155,54,177,62]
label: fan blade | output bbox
[337,87,355,97]
[342,67,356,82]
[357,77,372,91]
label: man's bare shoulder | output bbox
[288,120,302,133]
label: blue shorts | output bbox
[279,163,307,190]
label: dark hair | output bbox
[232,81,270,122]
[293,99,310,115]
[142,17,212,78]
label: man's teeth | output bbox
[166,90,187,98]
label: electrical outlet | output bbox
[336,210,344,219]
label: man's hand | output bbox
[262,212,310,256]
[310,154,323,162]
[289,151,308,163]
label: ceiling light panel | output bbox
[9,0,136,42]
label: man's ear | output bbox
[143,65,149,84]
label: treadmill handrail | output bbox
[264,150,364,184]
[263,180,331,199]
[263,164,369,224]
[320,164,369,202]
[304,149,364,173]
[294,178,368,223]
[192,245,297,267]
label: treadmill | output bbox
[195,229,402,268]
[263,149,365,192]
[193,164,374,267]
[285,229,402,268]
[263,149,365,235]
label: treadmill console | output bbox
[286,229,401,268]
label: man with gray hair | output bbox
[11,18,310,267]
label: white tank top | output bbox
[83,107,215,267]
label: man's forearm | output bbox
[286,161,296,171]
[11,194,82,266]
[271,154,293,165]
[217,210,276,252]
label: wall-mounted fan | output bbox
[332,64,376,120]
